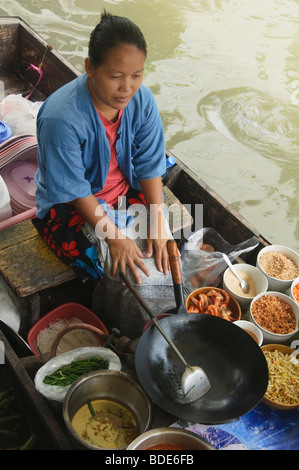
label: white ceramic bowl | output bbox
[249,291,299,344]
[290,276,299,305]
[223,264,268,308]
[256,245,299,292]
[234,320,263,346]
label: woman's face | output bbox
[85,44,146,120]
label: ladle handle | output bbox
[119,271,188,367]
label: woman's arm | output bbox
[72,194,151,284]
[139,176,170,274]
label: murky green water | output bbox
[1,0,298,251]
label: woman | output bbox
[33,11,170,284]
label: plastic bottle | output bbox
[162,155,176,180]
[0,121,12,144]
[166,155,176,169]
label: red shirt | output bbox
[95,109,129,205]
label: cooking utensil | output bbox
[223,253,249,294]
[119,271,211,402]
[135,313,269,423]
[0,319,33,357]
[167,240,186,314]
[63,370,151,450]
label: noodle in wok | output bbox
[263,350,299,405]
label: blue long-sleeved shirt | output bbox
[35,73,166,219]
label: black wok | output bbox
[135,313,268,423]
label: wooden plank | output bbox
[0,17,79,100]
[0,220,76,298]
[162,186,193,235]
[17,18,79,98]
[0,71,34,97]
[0,218,38,249]
[0,330,74,449]
[0,18,18,74]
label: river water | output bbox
[1,0,298,251]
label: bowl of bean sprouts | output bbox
[261,344,299,410]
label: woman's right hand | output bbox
[106,236,151,285]
[73,195,150,284]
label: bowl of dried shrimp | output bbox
[185,286,241,322]
[261,344,299,410]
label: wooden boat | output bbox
[2,17,294,451]
[0,16,269,312]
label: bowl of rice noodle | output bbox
[261,344,299,410]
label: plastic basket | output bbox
[27,302,109,356]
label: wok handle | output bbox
[167,240,182,285]
[119,271,188,368]
[167,240,186,313]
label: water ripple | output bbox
[198,87,299,162]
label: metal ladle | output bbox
[119,271,211,402]
[223,253,249,294]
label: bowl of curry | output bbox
[126,427,215,450]
[63,370,151,450]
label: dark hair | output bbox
[88,10,147,67]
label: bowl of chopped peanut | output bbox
[256,245,299,292]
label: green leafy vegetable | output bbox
[43,356,109,387]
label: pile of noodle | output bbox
[263,349,299,405]
[36,317,100,356]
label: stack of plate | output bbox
[1,160,37,215]
[0,175,12,221]
[0,134,37,169]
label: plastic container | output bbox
[0,175,12,221]
[0,121,12,144]
[1,160,37,213]
[27,303,109,356]
[162,155,176,180]
[166,155,176,169]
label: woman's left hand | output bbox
[145,213,170,274]
[139,176,171,275]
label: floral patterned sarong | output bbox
[32,188,146,281]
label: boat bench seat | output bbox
[0,187,192,331]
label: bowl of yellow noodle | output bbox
[261,344,299,410]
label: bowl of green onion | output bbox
[34,347,121,405]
